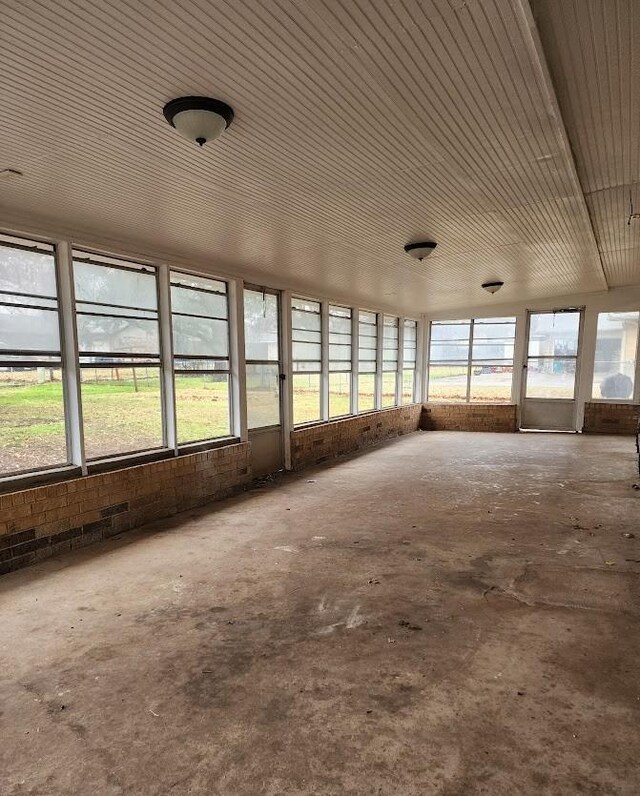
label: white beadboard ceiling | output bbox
[531,0,640,292]
[0,0,627,315]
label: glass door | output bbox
[521,309,583,431]
[243,286,284,476]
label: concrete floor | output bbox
[1,432,639,796]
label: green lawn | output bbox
[0,368,415,474]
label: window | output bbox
[329,305,352,418]
[73,251,163,459]
[0,236,67,475]
[428,317,516,403]
[382,315,399,407]
[592,311,639,400]
[402,319,417,403]
[470,317,516,402]
[292,298,322,425]
[170,271,231,444]
[244,288,281,429]
[358,310,377,412]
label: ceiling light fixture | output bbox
[482,280,504,295]
[163,96,234,147]
[404,241,437,261]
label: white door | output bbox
[244,287,285,477]
[521,309,583,431]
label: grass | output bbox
[0,367,420,473]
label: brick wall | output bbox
[420,403,518,432]
[291,405,422,470]
[583,402,640,435]
[0,443,251,576]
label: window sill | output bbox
[0,438,243,494]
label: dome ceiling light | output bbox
[482,280,504,295]
[163,96,234,147]
[403,241,437,261]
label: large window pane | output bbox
[402,369,415,404]
[381,371,397,407]
[329,372,350,417]
[246,363,280,428]
[592,312,639,399]
[428,365,467,402]
[525,358,577,399]
[382,316,398,407]
[358,310,377,412]
[80,367,163,459]
[171,271,231,444]
[74,251,162,459]
[429,317,516,403]
[0,367,66,475]
[470,365,513,403]
[358,373,376,412]
[175,372,231,444]
[0,237,68,475]
[292,298,321,425]
[293,373,321,425]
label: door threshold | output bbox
[519,428,578,434]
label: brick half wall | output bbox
[583,402,640,435]
[420,403,518,432]
[291,405,422,470]
[0,443,251,576]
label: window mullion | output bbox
[397,318,405,405]
[158,266,177,454]
[321,300,329,421]
[56,240,87,474]
[375,312,383,409]
[351,308,359,414]
[466,320,475,403]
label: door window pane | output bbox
[525,358,577,399]
[528,312,580,357]
[0,237,68,475]
[592,312,639,399]
[244,290,279,361]
[245,289,281,429]
[246,363,280,428]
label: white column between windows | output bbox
[281,290,293,470]
[229,278,248,442]
[397,318,405,405]
[351,308,359,415]
[158,267,177,454]
[375,312,383,409]
[56,241,87,474]
[416,316,427,403]
[321,300,329,421]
